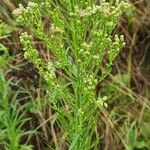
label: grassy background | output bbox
[0,0,150,149]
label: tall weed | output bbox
[13,1,130,149]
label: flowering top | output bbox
[13,1,131,148]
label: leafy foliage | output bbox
[11,0,129,150]
[0,68,33,150]
[13,0,130,149]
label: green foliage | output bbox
[0,26,33,149]
[0,44,8,68]
[13,0,130,149]
[0,71,33,150]
[126,121,148,150]
[0,20,13,39]
[0,20,12,69]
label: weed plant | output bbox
[13,0,130,149]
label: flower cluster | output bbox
[69,1,130,19]
[108,35,125,65]
[83,74,97,91]
[50,24,64,35]
[13,2,41,30]
[20,32,56,85]
[79,42,93,58]
[14,0,131,149]
[95,96,108,108]
[12,4,24,16]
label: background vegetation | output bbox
[0,0,150,150]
